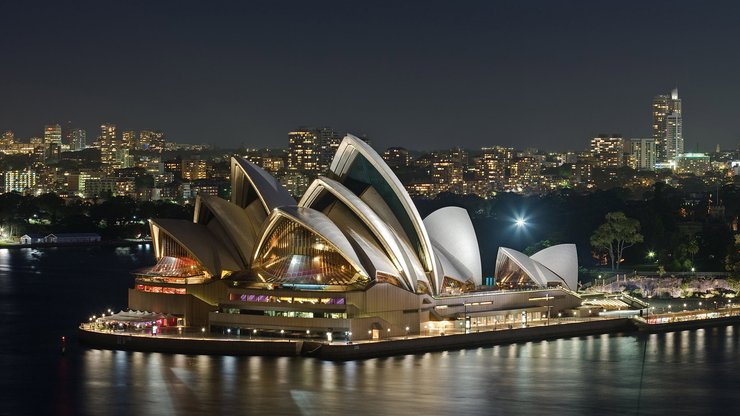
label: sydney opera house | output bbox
[130,135,582,340]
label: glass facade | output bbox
[228,293,345,305]
[145,255,207,278]
[135,284,187,295]
[495,256,540,290]
[253,216,365,286]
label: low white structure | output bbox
[494,244,578,291]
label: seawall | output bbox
[78,318,636,361]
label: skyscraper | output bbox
[98,123,118,170]
[665,112,684,160]
[652,88,682,161]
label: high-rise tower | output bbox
[652,88,682,161]
[99,123,118,170]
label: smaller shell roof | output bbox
[496,247,565,288]
[195,194,262,265]
[530,244,578,291]
[231,157,295,213]
[150,218,243,276]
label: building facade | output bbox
[652,88,682,162]
[590,134,624,169]
[129,135,582,338]
[629,138,656,171]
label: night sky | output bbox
[1,0,739,151]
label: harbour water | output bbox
[1,246,739,415]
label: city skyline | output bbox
[1,1,740,150]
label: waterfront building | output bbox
[130,135,581,338]
[494,245,578,291]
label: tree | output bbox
[590,212,644,271]
[524,239,555,256]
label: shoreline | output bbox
[77,316,740,361]
[0,239,151,249]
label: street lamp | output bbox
[405,326,410,338]
[515,218,527,227]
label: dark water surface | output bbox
[1,246,739,416]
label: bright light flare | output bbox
[515,218,527,227]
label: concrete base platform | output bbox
[78,318,637,360]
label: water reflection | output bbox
[2,247,740,415]
[36,329,731,415]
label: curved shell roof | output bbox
[231,157,295,213]
[150,218,243,277]
[530,244,578,291]
[299,176,426,290]
[329,134,439,290]
[194,194,262,266]
[253,206,369,279]
[495,246,576,290]
[424,206,482,286]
